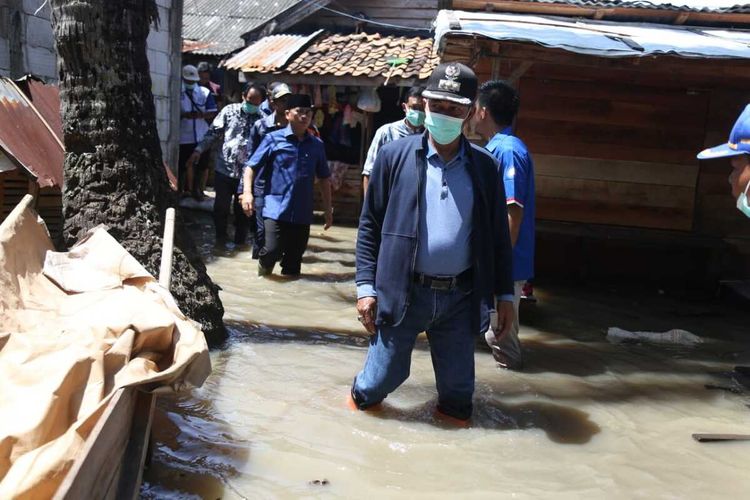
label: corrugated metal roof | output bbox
[0,78,63,188]
[16,77,63,144]
[182,0,305,56]
[435,10,750,59]
[281,33,440,80]
[511,0,750,13]
[223,31,324,72]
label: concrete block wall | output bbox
[0,0,180,166]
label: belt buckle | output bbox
[431,277,454,290]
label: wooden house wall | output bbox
[458,43,750,237]
[441,40,750,284]
[300,0,440,30]
[0,168,62,243]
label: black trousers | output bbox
[251,196,265,259]
[213,171,251,245]
[259,218,310,275]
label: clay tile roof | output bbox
[279,32,439,82]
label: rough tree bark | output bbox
[50,0,226,345]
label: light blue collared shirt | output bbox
[414,141,473,276]
[357,139,513,302]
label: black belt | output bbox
[413,268,473,291]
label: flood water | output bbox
[142,217,750,499]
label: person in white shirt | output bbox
[178,64,218,199]
[361,87,425,194]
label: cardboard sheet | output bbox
[0,195,211,498]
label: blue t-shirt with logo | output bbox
[486,128,535,282]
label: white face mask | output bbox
[737,178,750,218]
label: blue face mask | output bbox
[737,179,750,218]
[184,82,196,90]
[405,109,425,127]
[424,108,466,145]
[242,102,258,114]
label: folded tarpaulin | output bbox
[0,195,211,498]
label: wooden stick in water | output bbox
[692,433,750,442]
[159,208,175,289]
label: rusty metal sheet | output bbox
[222,30,324,72]
[0,78,63,188]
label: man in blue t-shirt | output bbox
[472,80,535,371]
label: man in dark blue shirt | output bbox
[241,94,333,276]
[350,63,515,425]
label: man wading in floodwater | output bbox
[349,63,515,426]
[241,94,333,277]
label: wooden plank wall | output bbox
[517,78,705,231]
[304,0,439,30]
[314,163,362,224]
[469,54,705,231]
[0,169,62,242]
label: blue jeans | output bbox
[352,284,476,420]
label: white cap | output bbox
[271,83,292,100]
[182,65,200,82]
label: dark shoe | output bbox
[258,263,273,276]
[193,190,205,201]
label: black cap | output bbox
[422,62,477,106]
[197,61,211,73]
[286,94,312,109]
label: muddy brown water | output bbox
[142,219,750,499]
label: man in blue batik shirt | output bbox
[472,80,535,371]
[241,94,333,277]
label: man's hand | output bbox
[240,192,254,216]
[324,207,333,230]
[494,300,515,340]
[356,297,377,335]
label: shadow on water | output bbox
[260,271,357,284]
[225,320,737,407]
[305,243,353,255]
[308,233,348,244]
[360,398,600,444]
[302,254,356,268]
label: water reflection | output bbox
[143,217,750,498]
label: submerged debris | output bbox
[606,327,704,346]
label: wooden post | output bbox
[159,207,175,289]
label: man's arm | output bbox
[361,127,385,194]
[240,136,271,216]
[507,204,524,248]
[492,166,516,338]
[195,108,226,153]
[319,178,333,230]
[203,93,218,121]
[355,147,391,334]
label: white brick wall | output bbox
[0,0,179,164]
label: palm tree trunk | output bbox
[50,0,226,345]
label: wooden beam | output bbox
[466,39,750,86]
[507,60,532,85]
[674,12,690,25]
[452,0,750,26]
[244,73,425,87]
